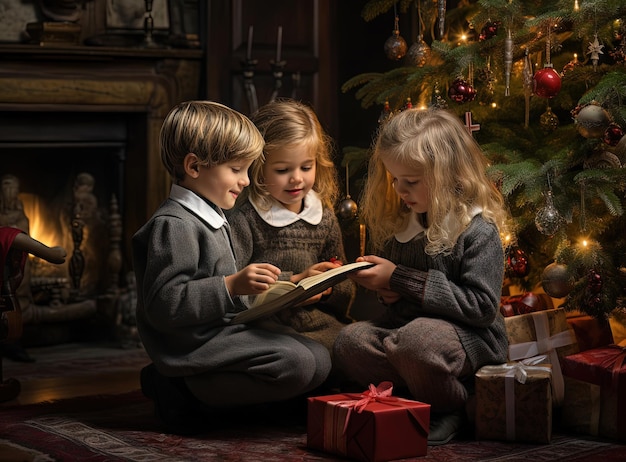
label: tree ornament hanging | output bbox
[378,100,393,125]
[337,163,358,219]
[437,0,446,39]
[448,67,476,104]
[541,262,573,298]
[574,102,611,139]
[406,35,431,67]
[583,150,621,169]
[505,246,530,278]
[448,78,476,103]
[539,106,559,132]
[603,123,624,146]
[384,14,407,61]
[406,2,430,67]
[533,66,561,98]
[609,36,626,64]
[430,82,448,109]
[535,189,562,236]
[533,22,561,98]
[561,53,582,76]
[504,28,513,96]
[587,33,604,71]
[479,20,500,41]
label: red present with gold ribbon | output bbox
[561,345,626,441]
[307,382,430,462]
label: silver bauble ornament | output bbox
[541,262,573,298]
[535,190,562,236]
[338,195,358,219]
[338,163,358,219]
[406,35,431,67]
[575,103,611,138]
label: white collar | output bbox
[395,207,483,243]
[251,190,324,226]
[169,184,226,229]
[395,212,426,243]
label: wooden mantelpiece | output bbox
[0,44,203,268]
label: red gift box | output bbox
[561,345,626,441]
[566,314,614,352]
[307,382,430,462]
[500,292,553,317]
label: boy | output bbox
[133,101,331,434]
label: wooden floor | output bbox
[0,369,140,406]
[0,342,144,407]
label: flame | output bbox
[21,193,64,248]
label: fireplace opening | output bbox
[0,110,137,346]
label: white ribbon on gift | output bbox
[508,311,576,405]
[479,356,552,441]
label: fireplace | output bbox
[0,44,203,345]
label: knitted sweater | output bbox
[384,215,508,370]
[228,198,355,323]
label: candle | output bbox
[276,25,283,62]
[247,25,253,60]
[359,224,366,256]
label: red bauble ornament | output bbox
[448,78,476,103]
[603,123,624,146]
[506,247,529,278]
[479,21,500,41]
[533,66,562,98]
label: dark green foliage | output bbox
[343,0,626,317]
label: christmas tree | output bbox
[341,0,626,320]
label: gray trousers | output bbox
[333,316,472,413]
[185,321,331,407]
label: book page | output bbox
[251,280,296,308]
[297,261,374,290]
[232,261,374,324]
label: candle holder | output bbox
[142,0,159,48]
[241,58,259,114]
[269,59,287,103]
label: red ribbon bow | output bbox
[339,381,397,434]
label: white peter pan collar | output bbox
[251,190,323,226]
[395,206,483,243]
[169,184,226,229]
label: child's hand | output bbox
[376,288,401,306]
[348,255,396,292]
[225,263,280,296]
[292,260,341,283]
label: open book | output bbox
[231,261,374,324]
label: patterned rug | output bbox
[1,391,625,462]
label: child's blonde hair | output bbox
[362,107,508,254]
[244,98,339,210]
[160,101,265,182]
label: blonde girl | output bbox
[334,107,509,445]
[229,98,354,357]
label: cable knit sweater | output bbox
[228,198,355,352]
[384,215,508,370]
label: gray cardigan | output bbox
[132,198,247,376]
[385,215,509,370]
